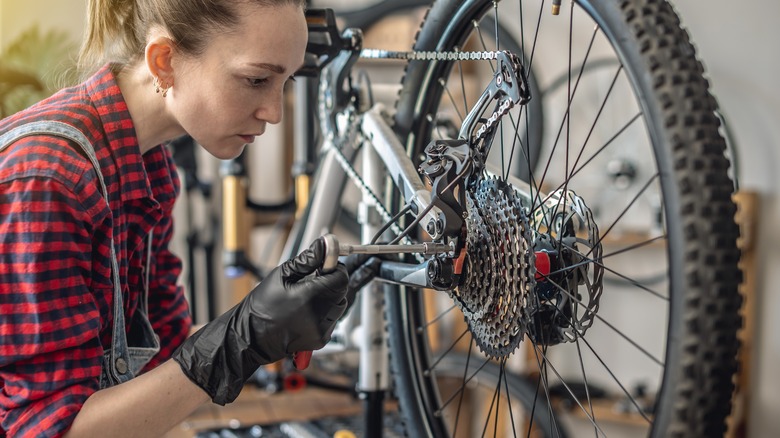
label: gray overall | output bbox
[0,121,161,388]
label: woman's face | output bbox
[169,2,307,160]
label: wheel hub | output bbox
[527,189,604,346]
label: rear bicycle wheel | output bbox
[388,0,742,437]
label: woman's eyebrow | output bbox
[247,62,286,74]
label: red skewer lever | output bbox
[292,235,340,370]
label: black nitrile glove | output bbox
[341,254,384,310]
[173,238,349,405]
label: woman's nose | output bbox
[254,89,284,125]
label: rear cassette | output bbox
[454,176,535,358]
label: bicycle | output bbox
[215,0,743,437]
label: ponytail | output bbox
[78,0,308,76]
[78,0,141,74]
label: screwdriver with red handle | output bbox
[291,234,452,369]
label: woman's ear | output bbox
[145,35,176,89]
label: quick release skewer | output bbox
[320,233,453,272]
[294,234,453,371]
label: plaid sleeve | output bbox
[142,190,192,372]
[0,176,105,438]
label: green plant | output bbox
[0,25,78,118]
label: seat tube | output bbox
[358,138,390,436]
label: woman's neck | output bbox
[115,63,185,154]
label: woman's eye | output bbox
[247,77,269,88]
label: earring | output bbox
[153,77,170,97]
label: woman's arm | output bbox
[64,360,209,437]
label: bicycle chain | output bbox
[361,48,521,143]
[360,48,503,62]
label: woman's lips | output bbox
[239,135,256,144]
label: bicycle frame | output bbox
[275,17,541,435]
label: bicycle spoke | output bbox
[428,328,471,373]
[502,361,520,437]
[504,109,529,181]
[569,111,642,180]
[601,234,667,259]
[441,77,467,123]
[474,20,497,72]
[545,58,623,222]
[493,2,500,51]
[451,338,475,438]
[530,342,560,436]
[535,272,666,366]
[579,335,655,424]
[517,0,536,207]
[480,362,504,438]
[435,358,493,414]
[526,0,546,73]
[564,0,574,186]
[544,304,655,428]
[531,342,608,436]
[574,335,599,437]
[421,303,459,330]
[534,110,643,210]
[456,48,470,113]
[531,24,600,212]
[550,246,670,301]
[592,173,660,250]
[567,64,624,179]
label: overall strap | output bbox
[0,121,106,192]
[0,121,132,384]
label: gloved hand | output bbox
[173,238,349,405]
[341,254,383,311]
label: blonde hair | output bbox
[78,0,306,74]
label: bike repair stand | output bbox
[358,135,391,437]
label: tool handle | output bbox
[293,234,340,370]
[320,234,340,273]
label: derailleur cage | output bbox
[459,50,532,154]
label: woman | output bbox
[0,0,361,436]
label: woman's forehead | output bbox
[204,2,307,69]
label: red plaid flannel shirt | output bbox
[0,65,192,437]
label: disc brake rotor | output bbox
[528,189,604,345]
